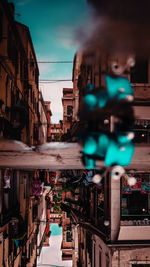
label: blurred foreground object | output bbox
[79,71,135,169]
[84,0,150,56]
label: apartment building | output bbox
[70,50,150,266]
[0,2,50,266]
[50,123,63,142]
[62,88,73,136]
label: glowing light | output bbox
[104,119,109,124]
[126,95,134,101]
[127,176,137,186]
[111,165,125,180]
[118,132,134,144]
[127,132,135,140]
[92,174,102,184]
[127,56,135,67]
[104,220,110,226]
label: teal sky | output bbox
[12,0,90,122]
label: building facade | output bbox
[61,190,73,261]
[39,92,48,144]
[0,2,51,267]
[72,52,82,122]
[44,101,52,142]
[0,1,40,146]
[62,88,73,136]
[50,123,63,142]
[69,49,150,266]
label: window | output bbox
[121,173,150,220]
[66,225,72,242]
[67,105,73,116]
[130,59,148,83]
[134,119,150,144]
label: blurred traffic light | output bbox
[79,75,135,169]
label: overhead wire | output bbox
[0,57,73,64]
[0,57,74,83]
[37,61,73,63]
[39,79,73,83]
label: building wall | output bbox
[112,247,150,267]
[44,101,52,142]
[51,123,63,141]
[39,92,47,144]
[62,88,73,134]
[16,22,40,146]
[0,2,50,267]
[72,52,82,122]
[0,1,40,146]
[0,2,28,142]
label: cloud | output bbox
[56,26,79,50]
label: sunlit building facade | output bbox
[62,88,73,136]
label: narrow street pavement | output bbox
[37,224,72,267]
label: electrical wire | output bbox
[37,61,73,64]
[0,57,73,64]
[39,79,73,83]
